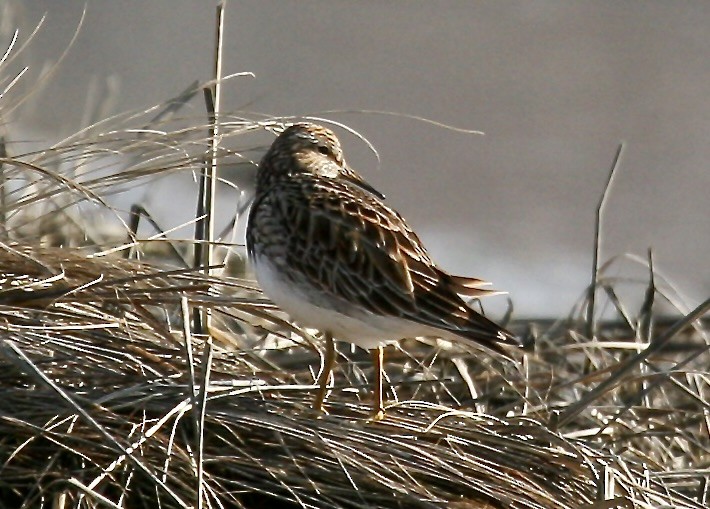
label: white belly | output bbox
[253,254,428,350]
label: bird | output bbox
[246,123,523,419]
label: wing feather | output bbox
[258,174,520,349]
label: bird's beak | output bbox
[342,163,386,200]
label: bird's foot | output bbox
[310,399,329,418]
[369,407,385,422]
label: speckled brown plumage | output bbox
[246,123,522,416]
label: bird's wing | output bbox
[275,175,520,351]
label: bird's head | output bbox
[257,123,384,199]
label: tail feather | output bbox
[446,273,507,298]
[447,274,493,289]
[406,269,524,359]
[453,307,523,359]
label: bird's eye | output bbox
[317,146,330,155]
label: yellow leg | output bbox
[313,332,335,413]
[371,346,385,421]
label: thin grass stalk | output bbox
[0,136,6,227]
[585,142,624,341]
[196,1,226,339]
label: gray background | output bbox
[4,1,709,318]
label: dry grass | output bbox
[0,241,705,509]
[0,9,708,509]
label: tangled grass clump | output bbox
[0,240,705,509]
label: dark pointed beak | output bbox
[342,163,386,200]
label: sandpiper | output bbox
[246,123,522,419]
